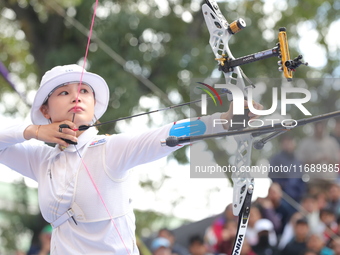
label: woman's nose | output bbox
[72,92,81,103]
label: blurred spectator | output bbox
[27,225,52,255]
[316,192,328,212]
[330,236,340,255]
[278,212,303,250]
[246,205,263,246]
[216,219,238,255]
[306,234,334,255]
[331,117,340,145]
[255,199,282,234]
[301,195,324,235]
[266,183,296,234]
[319,208,338,241]
[240,240,256,255]
[151,237,172,255]
[188,235,212,255]
[254,219,277,247]
[204,203,236,252]
[296,121,340,181]
[302,250,319,255]
[158,228,189,255]
[327,182,340,215]
[15,251,26,255]
[246,203,281,246]
[251,219,278,255]
[280,217,309,255]
[269,133,306,202]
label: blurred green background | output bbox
[0,0,339,253]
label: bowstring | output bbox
[73,0,98,122]
[74,1,131,254]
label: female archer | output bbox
[0,64,261,254]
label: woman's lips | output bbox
[69,106,84,113]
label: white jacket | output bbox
[0,114,224,254]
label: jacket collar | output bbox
[48,127,99,159]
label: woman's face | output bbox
[40,83,95,127]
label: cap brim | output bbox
[31,71,109,125]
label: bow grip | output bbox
[59,124,78,145]
[228,108,250,131]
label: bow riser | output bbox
[202,3,248,96]
[202,1,254,217]
[203,1,255,254]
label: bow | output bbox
[67,6,308,255]
[200,3,256,253]
[163,0,308,254]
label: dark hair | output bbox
[158,228,174,236]
[320,207,335,217]
[188,235,204,246]
[251,203,264,217]
[295,218,308,226]
[301,194,317,203]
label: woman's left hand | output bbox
[220,100,264,130]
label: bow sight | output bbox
[215,26,308,82]
[204,1,307,82]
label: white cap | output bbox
[151,237,170,251]
[31,64,109,125]
[254,219,277,246]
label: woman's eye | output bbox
[59,91,68,95]
[80,88,89,93]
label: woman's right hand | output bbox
[24,121,78,147]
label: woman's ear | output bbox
[40,105,51,119]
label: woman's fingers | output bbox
[57,122,78,145]
[31,122,78,147]
[247,100,264,119]
[58,123,76,136]
[62,121,77,131]
[57,132,78,144]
